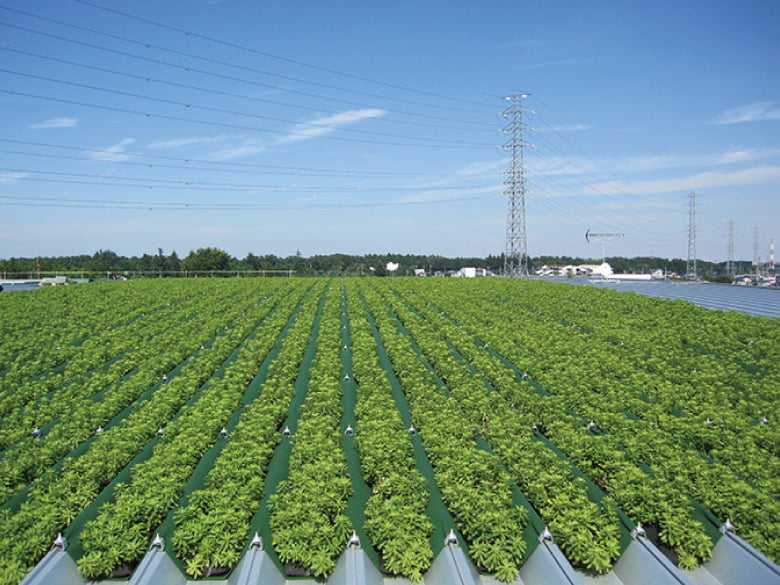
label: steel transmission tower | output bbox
[726,220,735,275]
[502,94,532,277]
[753,226,760,278]
[686,191,698,279]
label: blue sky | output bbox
[0,0,778,263]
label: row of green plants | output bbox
[391,281,716,567]
[359,282,528,582]
[490,281,779,462]
[0,283,223,433]
[342,280,434,581]
[0,282,300,585]
[0,286,262,502]
[171,281,325,577]
[267,284,354,577]
[2,277,777,584]
[399,278,777,565]
[75,283,316,579]
[466,282,780,559]
[0,282,142,385]
[375,283,623,573]
[0,281,204,413]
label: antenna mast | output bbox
[686,191,698,280]
[502,94,532,277]
[586,230,624,264]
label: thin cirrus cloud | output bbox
[517,58,578,70]
[0,171,30,183]
[537,123,590,133]
[531,147,780,178]
[715,101,780,124]
[276,108,387,144]
[85,138,136,162]
[147,136,229,150]
[29,117,78,129]
[145,135,265,160]
[209,140,267,161]
[583,166,780,196]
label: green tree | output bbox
[167,250,181,271]
[181,247,233,272]
[242,252,261,270]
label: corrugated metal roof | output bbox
[20,527,780,585]
[563,279,780,318]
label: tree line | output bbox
[0,247,748,278]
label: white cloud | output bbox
[451,160,506,176]
[530,147,780,178]
[517,59,577,70]
[147,136,229,150]
[538,124,590,133]
[146,135,265,160]
[393,184,502,205]
[30,117,78,129]
[208,140,266,161]
[715,101,780,124]
[0,172,29,183]
[277,108,387,144]
[712,147,780,165]
[583,166,780,196]
[86,138,135,162]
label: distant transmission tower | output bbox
[726,220,735,275]
[502,94,532,277]
[686,191,698,280]
[753,226,760,278]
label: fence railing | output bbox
[1,269,296,281]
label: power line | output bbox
[0,5,492,116]
[0,166,494,193]
[69,0,497,110]
[0,143,499,179]
[0,137,495,177]
[0,88,490,150]
[0,67,491,147]
[0,191,501,211]
[0,46,481,133]
[0,21,488,130]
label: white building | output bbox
[454,267,492,278]
[535,262,662,280]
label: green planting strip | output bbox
[0,284,290,585]
[343,281,435,580]
[408,281,722,568]
[0,287,281,505]
[242,281,330,576]
[0,302,258,510]
[0,295,193,418]
[266,283,355,578]
[337,287,382,570]
[74,285,306,580]
[361,282,528,582]
[356,285,457,553]
[383,283,622,572]
[166,280,320,578]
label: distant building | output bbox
[535,262,662,280]
[38,276,70,286]
[454,267,493,278]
